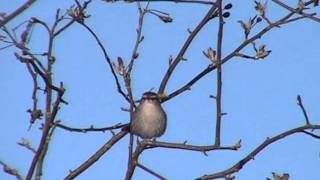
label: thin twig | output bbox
[127,4,146,75]
[18,138,37,153]
[53,20,75,37]
[0,160,23,180]
[297,95,311,125]
[302,130,320,139]
[284,15,312,24]
[25,63,40,127]
[53,0,92,37]
[79,23,131,103]
[2,26,62,94]
[0,44,14,50]
[137,163,167,180]
[1,25,46,72]
[272,0,320,23]
[55,122,129,132]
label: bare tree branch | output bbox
[53,0,92,37]
[65,130,129,180]
[143,140,240,152]
[103,0,215,5]
[198,124,320,179]
[125,138,240,179]
[31,13,63,178]
[0,0,36,27]
[27,83,66,180]
[2,0,319,179]
[125,3,148,177]
[158,4,218,94]
[272,0,320,23]
[302,130,320,139]
[55,122,129,133]
[163,0,316,102]
[297,95,311,125]
[125,141,145,179]
[0,160,23,180]
[78,22,131,103]
[18,138,37,154]
[137,163,167,180]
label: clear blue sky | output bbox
[1,1,320,180]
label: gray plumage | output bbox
[130,92,167,139]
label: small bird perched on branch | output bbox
[130,92,167,139]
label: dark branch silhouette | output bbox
[1,0,319,179]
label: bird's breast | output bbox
[140,102,160,119]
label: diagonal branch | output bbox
[297,95,311,125]
[272,0,320,23]
[65,130,129,180]
[125,142,145,180]
[158,4,218,94]
[26,83,66,180]
[0,0,36,27]
[162,0,316,102]
[302,130,320,139]
[137,163,167,180]
[79,22,131,103]
[198,124,320,179]
[54,0,92,37]
[0,160,23,180]
[105,0,215,5]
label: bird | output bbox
[130,92,167,139]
